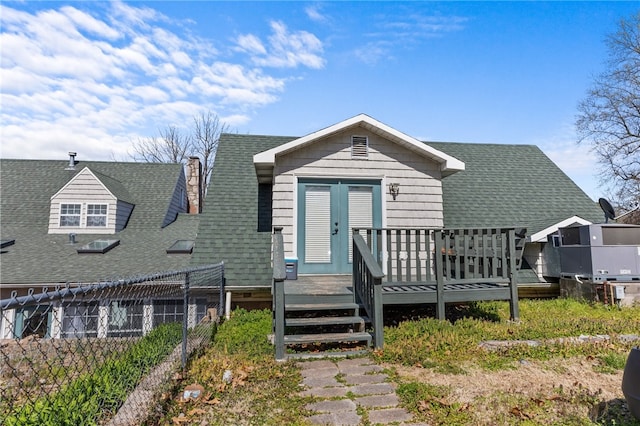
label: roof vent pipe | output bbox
[65,152,77,170]
[68,233,76,244]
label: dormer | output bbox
[48,167,135,234]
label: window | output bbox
[62,303,99,338]
[153,300,184,326]
[86,204,107,227]
[351,136,369,159]
[60,204,81,227]
[108,301,144,337]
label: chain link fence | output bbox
[0,262,225,425]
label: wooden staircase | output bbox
[273,274,373,360]
[281,301,371,359]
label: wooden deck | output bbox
[286,275,558,300]
[272,226,527,359]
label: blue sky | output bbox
[1,1,638,201]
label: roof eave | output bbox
[252,114,465,182]
[529,216,593,242]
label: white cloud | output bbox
[305,4,329,23]
[237,34,267,55]
[238,21,325,69]
[354,41,393,66]
[0,2,324,161]
[352,10,468,65]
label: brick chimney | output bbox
[186,156,202,214]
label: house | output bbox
[191,114,603,308]
[0,155,208,338]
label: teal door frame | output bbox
[297,178,381,274]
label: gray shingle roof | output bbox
[0,159,199,286]
[191,134,295,288]
[192,134,602,288]
[427,142,602,231]
[89,168,135,205]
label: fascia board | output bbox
[50,167,117,201]
[252,114,465,174]
[529,216,593,242]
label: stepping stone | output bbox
[350,382,396,396]
[355,393,399,408]
[338,364,383,375]
[302,376,342,388]
[298,386,349,398]
[368,407,413,424]
[306,399,357,413]
[344,373,387,385]
[308,412,361,425]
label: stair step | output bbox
[285,316,365,327]
[284,332,372,345]
[285,302,360,311]
[286,349,370,360]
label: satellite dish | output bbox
[598,198,616,223]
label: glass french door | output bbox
[297,179,381,274]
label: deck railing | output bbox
[272,227,287,361]
[353,227,525,348]
[352,234,385,349]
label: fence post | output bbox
[182,271,190,370]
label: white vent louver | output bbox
[351,136,368,158]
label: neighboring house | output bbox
[192,114,602,308]
[0,155,205,338]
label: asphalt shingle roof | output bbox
[191,134,295,288]
[427,142,602,231]
[192,134,603,288]
[0,159,199,286]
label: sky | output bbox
[1,1,638,201]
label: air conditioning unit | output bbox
[559,224,640,281]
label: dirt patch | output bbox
[387,356,634,425]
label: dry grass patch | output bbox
[391,356,637,425]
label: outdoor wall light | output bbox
[389,182,400,200]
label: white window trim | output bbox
[59,203,82,227]
[86,203,108,227]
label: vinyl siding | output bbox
[272,128,444,256]
[49,169,117,234]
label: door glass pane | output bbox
[348,186,373,262]
[305,186,331,263]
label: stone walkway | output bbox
[296,357,428,425]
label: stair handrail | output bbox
[272,227,287,361]
[352,232,385,349]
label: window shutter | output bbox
[348,186,373,262]
[305,186,331,263]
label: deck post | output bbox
[272,227,287,361]
[434,230,446,319]
[373,276,384,349]
[508,228,520,321]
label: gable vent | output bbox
[351,136,369,159]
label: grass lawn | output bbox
[157,299,640,425]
